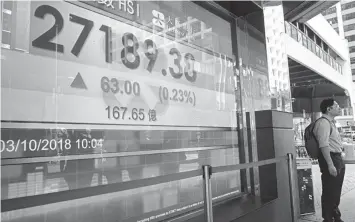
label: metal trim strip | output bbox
[2,156,286,212]
[1,121,234,131]
[1,169,201,212]
[212,156,287,174]
[1,145,235,165]
[344,159,355,164]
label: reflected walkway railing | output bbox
[284,22,343,75]
[1,153,296,222]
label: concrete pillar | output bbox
[255,110,299,219]
[336,2,344,39]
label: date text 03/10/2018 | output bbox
[0,139,104,153]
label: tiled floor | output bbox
[298,164,355,222]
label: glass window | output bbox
[320,50,325,61]
[307,38,312,51]
[2,30,11,46]
[323,43,329,53]
[1,2,12,47]
[349,46,355,54]
[1,1,243,222]
[342,1,355,10]
[291,25,298,40]
[2,0,13,10]
[322,6,336,16]
[315,36,322,46]
[297,30,302,43]
[316,45,320,57]
[306,26,314,39]
[302,34,307,48]
[346,35,355,42]
[2,13,12,32]
[343,12,355,21]
[311,41,316,53]
[327,17,338,25]
[298,23,305,33]
[322,51,327,63]
[285,22,291,35]
[344,24,355,32]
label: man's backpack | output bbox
[304,117,332,159]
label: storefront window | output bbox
[1,1,241,222]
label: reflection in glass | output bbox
[322,51,327,63]
[1,1,242,222]
[285,22,291,35]
[307,38,312,50]
[291,26,298,40]
[311,41,316,53]
[263,5,291,112]
[297,30,302,43]
[302,34,307,48]
[285,22,342,74]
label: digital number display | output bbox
[101,77,141,96]
[0,1,237,127]
[31,4,198,83]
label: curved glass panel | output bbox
[1,1,242,222]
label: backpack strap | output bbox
[317,117,333,135]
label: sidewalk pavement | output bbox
[299,164,355,222]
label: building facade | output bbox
[323,0,355,81]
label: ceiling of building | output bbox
[288,58,346,98]
[211,1,339,28]
[282,1,339,23]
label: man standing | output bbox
[313,98,346,222]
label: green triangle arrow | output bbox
[70,73,87,90]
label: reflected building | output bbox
[264,2,292,112]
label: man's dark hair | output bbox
[320,98,335,114]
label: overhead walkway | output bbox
[285,21,353,118]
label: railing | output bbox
[202,153,295,222]
[1,153,296,222]
[344,159,355,164]
[284,22,343,75]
